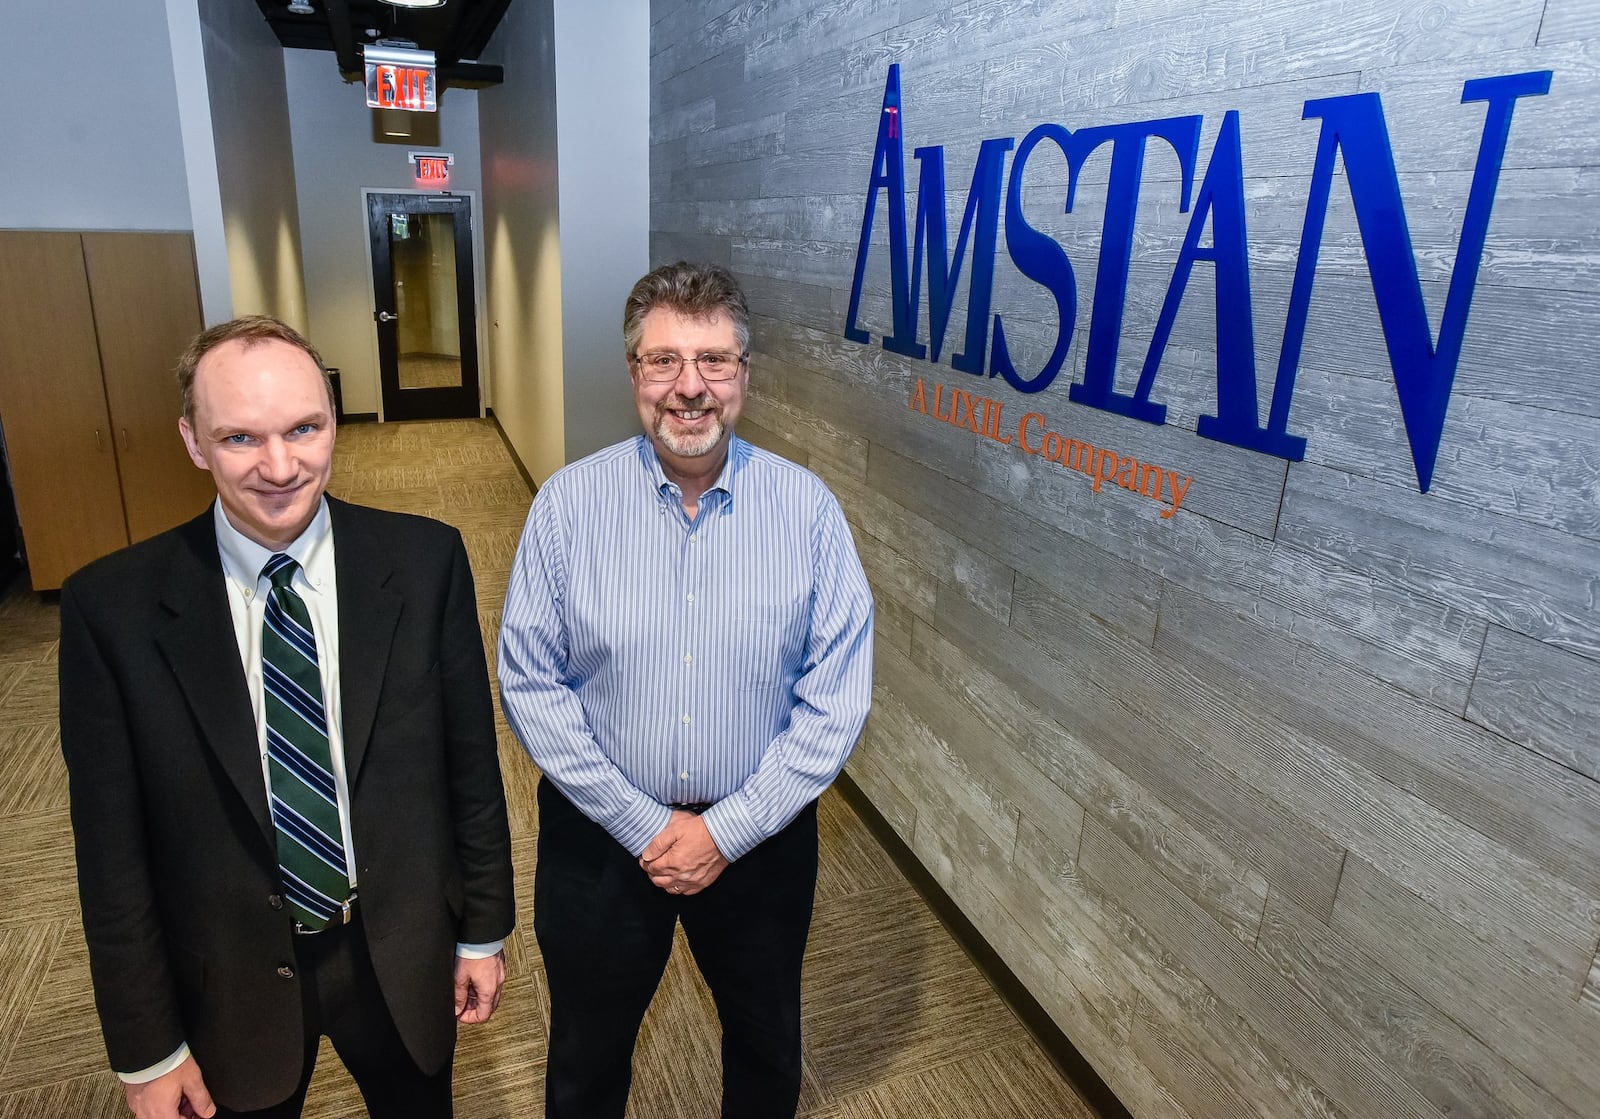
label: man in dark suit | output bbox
[59,316,515,1119]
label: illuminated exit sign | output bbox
[364,43,437,112]
[410,151,455,188]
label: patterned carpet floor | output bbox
[0,418,1093,1118]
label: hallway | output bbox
[0,419,1093,1118]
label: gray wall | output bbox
[553,0,650,462]
[649,1,1600,1117]
[0,0,248,325]
[1,0,191,231]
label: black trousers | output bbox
[212,912,453,1119]
[534,778,818,1119]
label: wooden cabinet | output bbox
[0,231,216,590]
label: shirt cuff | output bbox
[117,1042,190,1084]
[702,795,763,862]
[456,940,505,959]
[612,795,675,858]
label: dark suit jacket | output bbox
[58,497,515,1110]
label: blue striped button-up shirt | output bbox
[498,434,874,861]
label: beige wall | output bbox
[650,1,1600,1116]
[478,0,567,484]
[478,0,650,483]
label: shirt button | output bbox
[686,593,696,603]
[681,714,691,724]
[683,653,693,664]
[243,589,253,601]
[277,964,295,979]
[267,894,284,910]
[679,771,690,780]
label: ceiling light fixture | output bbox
[377,0,447,8]
[286,0,314,13]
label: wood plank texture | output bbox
[1254,890,1584,1119]
[1465,626,1600,781]
[1078,818,1444,1119]
[931,577,1346,923]
[1330,855,1600,1117]
[1154,584,1600,902]
[650,1,1600,1115]
[1279,462,1600,658]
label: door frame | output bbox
[359,186,491,422]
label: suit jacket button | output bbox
[277,964,295,979]
[268,894,284,910]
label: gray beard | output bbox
[653,408,724,458]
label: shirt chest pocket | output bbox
[731,602,803,692]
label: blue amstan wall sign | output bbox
[843,65,1552,493]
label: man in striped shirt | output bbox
[499,262,874,1119]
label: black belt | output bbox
[294,891,358,935]
[669,803,713,815]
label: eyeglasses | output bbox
[630,351,749,382]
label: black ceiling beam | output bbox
[439,61,505,90]
[452,0,513,60]
[324,0,363,81]
[421,1,469,67]
[250,0,509,88]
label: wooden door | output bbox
[83,232,214,543]
[0,231,128,590]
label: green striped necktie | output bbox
[261,553,349,931]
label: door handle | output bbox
[375,310,398,323]
[119,428,130,452]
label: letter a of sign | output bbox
[843,66,915,350]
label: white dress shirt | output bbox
[120,499,498,1084]
[216,499,358,885]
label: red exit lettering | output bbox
[376,65,427,110]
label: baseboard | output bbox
[486,409,539,496]
[833,773,1133,1119]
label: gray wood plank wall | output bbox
[648,1,1600,1115]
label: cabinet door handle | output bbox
[119,428,129,452]
[94,428,104,452]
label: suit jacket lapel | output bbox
[155,511,274,848]
[328,498,402,788]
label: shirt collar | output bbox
[214,498,334,596]
[635,434,744,508]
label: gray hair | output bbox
[622,262,750,357]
